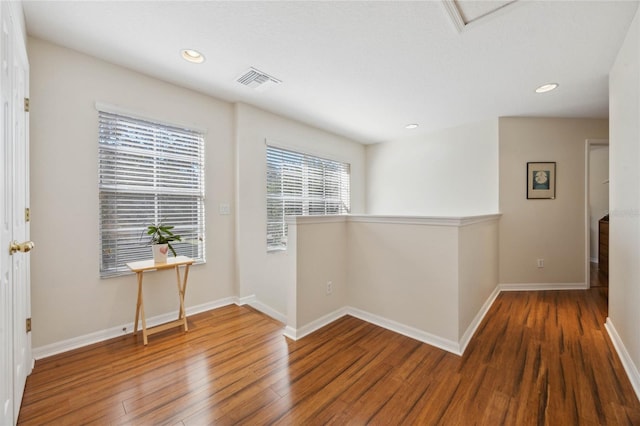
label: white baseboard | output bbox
[347,307,461,355]
[32,296,238,360]
[499,282,587,291]
[283,325,298,340]
[236,293,287,324]
[282,283,593,356]
[605,318,640,402]
[282,305,459,354]
[458,286,501,354]
[189,297,239,316]
[237,294,256,305]
[283,307,349,340]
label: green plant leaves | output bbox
[145,222,182,256]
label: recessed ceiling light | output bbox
[535,83,559,94]
[181,49,205,64]
[405,123,419,129]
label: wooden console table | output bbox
[126,256,194,345]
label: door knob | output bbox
[9,240,35,255]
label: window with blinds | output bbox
[98,110,205,277]
[266,145,350,250]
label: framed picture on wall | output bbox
[527,162,556,199]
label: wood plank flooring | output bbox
[18,288,640,425]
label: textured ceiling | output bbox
[22,0,638,144]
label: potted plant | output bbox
[146,223,181,263]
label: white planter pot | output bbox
[152,243,169,263]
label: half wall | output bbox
[285,214,500,355]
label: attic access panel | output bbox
[443,0,517,32]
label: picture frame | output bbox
[527,162,556,199]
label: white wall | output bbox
[286,217,348,333]
[458,218,499,340]
[366,119,499,216]
[28,38,237,347]
[234,103,365,318]
[347,219,460,343]
[608,6,640,396]
[588,145,609,262]
[498,117,609,287]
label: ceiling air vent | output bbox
[236,67,282,92]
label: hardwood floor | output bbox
[19,289,640,425]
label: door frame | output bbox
[584,138,609,289]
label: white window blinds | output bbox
[266,145,350,250]
[98,110,205,277]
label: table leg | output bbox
[134,271,142,333]
[135,271,148,345]
[175,264,190,332]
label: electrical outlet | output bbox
[219,203,231,215]
[326,281,333,295]
[537,259,544,268]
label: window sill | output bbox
[267,247,287,254]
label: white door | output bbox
[0,4,15,424]
[1,2,32,425]
[11,8,31,421]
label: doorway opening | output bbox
[585,139,609,289]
